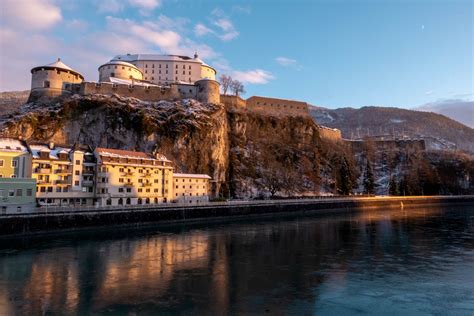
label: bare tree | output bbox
[219,74,232,95]
[230,80,245,97]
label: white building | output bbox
[98,53,216,86]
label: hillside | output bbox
[0,94,472,197]
[310,106,474,152]
[0,90,29,116]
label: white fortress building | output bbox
[28,53,220,104]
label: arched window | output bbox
[154,198,158,204]
[106,198,112,205]
[118,198,123,205]
[126,198,131,205]
[137,198,142,205]
[145,198,150,204]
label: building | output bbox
[30,142,96,206]
[94,148,174,206]
[28,58,84,102]
[0,139,36,213]
[0,178,36,214]
[101,53,216,85]
[28,54,220,104]
[173,173,211,203]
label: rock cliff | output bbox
[1,94,472,197]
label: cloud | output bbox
[1,0,62,30]
[275,56,302,70]
[424,90,434,95]
[232,69,275,84]
[232,5,251,14]
[128,0,161,10]
[66,19,88,31]
[97,0,124,13]
[275,57,297,67]
[194,23,214,37]
[213,18,239,41]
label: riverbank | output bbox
[1,195,473,236]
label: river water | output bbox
[0,206,473,315]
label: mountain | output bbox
[309,105,474,152]
[0,90,29,116]
[415,99,474,128]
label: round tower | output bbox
[195,79,220,104]
[29,58,84,102]
[98,60,143,83]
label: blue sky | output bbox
[0,0,472,109]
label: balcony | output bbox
[124,182,134,187]
[122,171,135,177]
[82,170,95,175]
[54,168,71,174]
[82,180,94,187]
[141,182,152,187]
[141,172,152,177]
[34,168,51,174]
[36,179,51,185]
[55,179,72,185]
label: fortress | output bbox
[29,53,220,104]
[27,54,310,117]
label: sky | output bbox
[0,0,472,109]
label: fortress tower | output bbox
[28,58,83,102]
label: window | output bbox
[56,187,62,192]
[126,188,131,193]
[119,178,124,183]
[75,160,80,165]
[0,160,3,167]
[75,170,80,175]
[119,188,123,193]
[47,187,53,192]
[8,190,15,197]
[11,175,16,178]
[119,168,124,172]
[74,181,79,186]
[44,80,50,88]
[11,160,17,168]
[27,189,33,196]
[138,188,142,193]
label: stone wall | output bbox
[196,79,220,104]
[79,82,181,101]
[318,126,342,142]
[220,95,246,108]
[246,96,309,117]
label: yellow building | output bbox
[173,173,211,203]
[94,148,174,206]
[29,143,96,206]
[0,138,36,213]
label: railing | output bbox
[34,168,52,174]
[122,172,134,177]
[141,182,152,187]
[54,169,71,174]
[54,180,72,185]
[82,181,94,187]
[1,195,472,217]
[141,173,152,177]
[36,180,51,184]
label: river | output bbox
[0,206,473,315]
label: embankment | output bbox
[1,196,473,237]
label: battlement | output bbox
[318,126,342,141]
[246,96,310,117]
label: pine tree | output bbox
[363,159,375,195]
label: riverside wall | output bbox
[0,196,473,236]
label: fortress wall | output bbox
[220,95,247,108]
[80,82,181,101]
[246,96,310,117]
[196,80,220,104]
[29,69,83,101]
[318,126,342,141]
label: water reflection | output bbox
[0,207,473,314]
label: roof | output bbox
[99,60,141,71]
[29,143,71,160]
[113,54,202,63]
[31,58,84,78]
[95,147,152,159]
[173,173,212,179]
[0,138,29,153]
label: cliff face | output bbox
[1,94,472,198]
[0,95,230,195]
